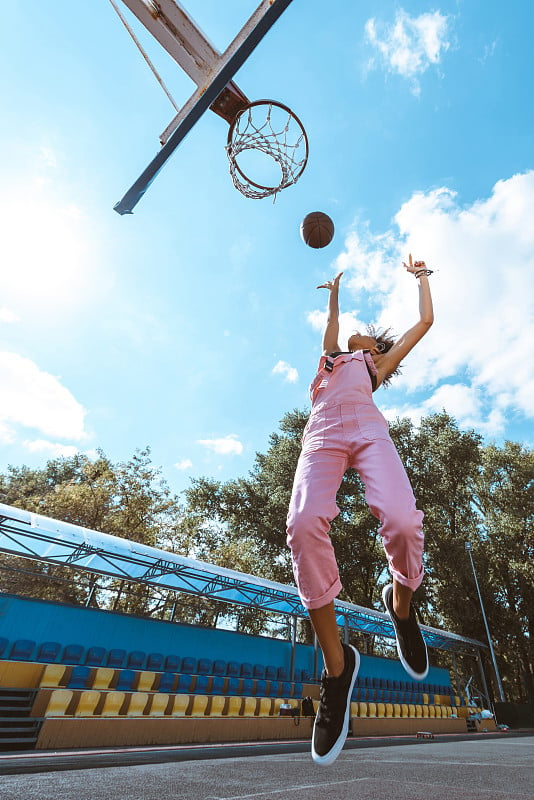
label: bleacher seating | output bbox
[36,641,61,662]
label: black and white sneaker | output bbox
[312,643,360,766]
[382,583,428,680]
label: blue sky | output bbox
[1,0,532,498]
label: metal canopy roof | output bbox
[0,502,484,654]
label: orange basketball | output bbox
[300,211,335,249]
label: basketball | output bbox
[300,211,335,249]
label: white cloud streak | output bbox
[0,352,88,441]
[175,458,193,470]
[366,9,450,94]
[272,360,299,383]
[197,435,243,456]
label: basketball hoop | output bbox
[226,100,309,200]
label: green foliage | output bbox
[0,412,532,702]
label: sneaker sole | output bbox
[311,645,360,766]
[382,584,429,681]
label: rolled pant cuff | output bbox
[300,577,343,610]
[389,566,424,593]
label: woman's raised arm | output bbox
[317,272,344,355]
[374,255,434,387]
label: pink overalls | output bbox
[286,351,424,610]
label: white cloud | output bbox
[0,307,19,323]
[0,175,94,316]
[366,9,450,94]
[175,458,193,470]
[272,360,299,383]
[381,384,506,438]
[0,352,87,441]
[22,439,81,458]
[308,170,534,436]
[197,435,243,456]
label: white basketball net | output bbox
[226,101,308,200]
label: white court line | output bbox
[207,777,370,800]
[376,776,534,798]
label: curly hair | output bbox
[366,324,402,388]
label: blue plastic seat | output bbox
[253,664,266,679]
[240,678,254,696]
[106,649,127,668]
[164,654,181,672]
[254,679,268,696]
[265,665,277,680]
[0,637,9,658]
[127,651,146,670]
[181,656,197,674]
[62,644,84,665]
[293,668,302,682]
[227,677,240,695]
[9,639,36,661]
[281,681,292,697]
[268,681,280,697]
[226,661,240,677]
[195,675,209,693]
[146,653,165,671]
[293,682,303,699]
[301,669,311,681]
[210,676,225,695]
[36,641,61,662]
[115,669,136,691]
[160,672,180,692]
[277,667,289,681]
[68,665,92,689]
[197,658,212,675]
[85,647,106,666]
[240,663,253,678]
[212,660,226,676]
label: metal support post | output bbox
[465,542,506,702]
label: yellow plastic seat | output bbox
[170,694,189,717]
[272,698,284,715]
[136,671,157,692]
[435,705,443,718]
[208,696,226,717]
[393,703,402,717]
[422,692,429,704]
[428,704,436,718]
[74,690,100,717]
[40,664,67,688]
[376,702,385,718]
[190,694,209,717]
[126,692,149,716]
[92,668,115,690]
[367,702,377,718]
[350,701,359,717]
[256,697,271,717]
[149,693,170,716]
[415,704,423,718]
[100,691,126,716]
[422,705,429,718]
[358,701,368,718]
[44,689,73,716]
[226,696,242,717]
[401,703,409,718]
[408,704,417,717]
[385,703,394,718]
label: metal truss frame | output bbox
[0,503,484,655]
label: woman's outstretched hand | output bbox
[403,253,426,276]
[317,272,343,291]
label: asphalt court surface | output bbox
[1,735,533,800]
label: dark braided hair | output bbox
[366,324,402,387]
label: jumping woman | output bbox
[286,255,434,765]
